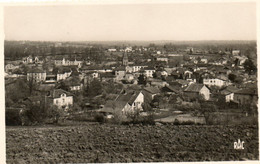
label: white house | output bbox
[144,67,155,78]
[27,68,46,83]
[184,84,211,101]
[5,64,19,72]
[200,58,208,64]
[121,91,144,114]
[203,78,227,87]
[57,69,72,81]
[23,56,33,64]
[220,86,239,102]
[156,57,168,63]
[101,90,144,117]
[46,89,73,110]
[132,65,148,72]
[125,47,132,52]
[23,56,42,64]
[232,50,240,56]
[54,57,83,68]
[234,56,248,65]
[108,48,117,52]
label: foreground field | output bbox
[6,123,258,163]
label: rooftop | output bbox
[48,89,73,99]
[143,86,160,94]
[235,88,257,95]
[184,83,205,93]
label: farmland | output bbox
[6,123,258,163]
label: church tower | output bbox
[122,53,128,66]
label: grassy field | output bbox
[6,123,258,163]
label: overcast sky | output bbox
[4,2,256,41]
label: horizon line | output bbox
[5,39,257,42]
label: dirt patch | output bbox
[6,124,258,163]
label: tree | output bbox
[228,73,237,83]
[234,58,239,66]
[138,74,147,85]
[142,102,152,112]
[151,95,163,108]
[84,79,103,97]
[6,79,30,104]
[152,72,157,78]
[28,76,37,95]
[46,105,65,124]
[126,107,141,123]
[57,81,70,91]
[244,59,257,75]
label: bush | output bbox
[173,119,199,125]
[68,113,95,122]
[173,119,180,125]
[6,108,22,126]
[94,114,106,123]
[45,105,65,124]
[25,104,46,124]
[141,113,155,125]
[110,113,124,125]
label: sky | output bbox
[4,2,257,41]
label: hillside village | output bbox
[5,41,258,125]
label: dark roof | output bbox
[37,84,55,92]
[184,83,205,93]
[176,79,190,85]
[27,68,46,73]
[102,90,142,113]
[143,86,160,94]
[162,85,179,93]
[54,56,64,60]
[46,74,56,78]
[70,70,81,77]
[54,56,82,61]
[57,68,71,74]
[197,63,209,67]
[144,66,155,70]
[100,72,116,78]
[82,65,103,71]
[115,66,126,71]
[48,89,73,99]
[128,92,142,105]
[132,63,149,66]
[220,86,239,93]
[64,77,81,86]
[166,75,175,82]
[235,88,257,95]
[24,96,42,103]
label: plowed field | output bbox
[6,123,259,163]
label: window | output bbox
[56,100,58,104]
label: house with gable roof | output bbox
[233,87,258,105]
[27,68,46,83]
[100,90,144,117]
[115,66,126,81]
[203,77,228,87]
[220,85,239,102]
[56,67,72,81]
[142,86,161,102]
[45,89,73,110]
[184,83,211,101]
